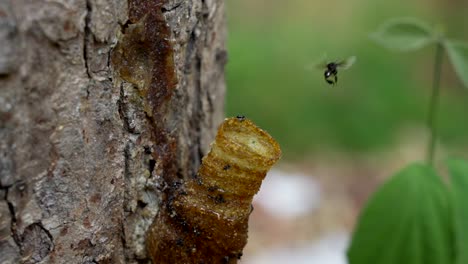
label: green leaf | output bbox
[347,163,454,264]
[447,158,468,264]
[370,17,436,52]
[444,40,468,89]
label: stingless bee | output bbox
[236,115,246,121]
[308,55,356,85]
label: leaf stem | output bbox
[426,43,444,165]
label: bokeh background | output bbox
[225,0,468,263]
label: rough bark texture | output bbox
[0,0,226,263]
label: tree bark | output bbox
[0,0,226,263]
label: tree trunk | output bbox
[0,0,226,263]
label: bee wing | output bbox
[304,53,328,71]
[338,56,356,70]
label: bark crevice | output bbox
[162,2,183,13]
[83,0,92,79]
[193,55,205,172]
[3,185,19,247]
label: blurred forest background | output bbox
[226,0,468,158]
[225,0,468,263]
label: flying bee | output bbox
[307,55,356,85]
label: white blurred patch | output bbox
[254,169,321,219]
[245,232,349,264]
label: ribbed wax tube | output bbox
[146,117,281,264]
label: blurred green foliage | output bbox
[347,163,454,264]
[225,0,468,159]
[448,158,468,264]
[347,158,468,264]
